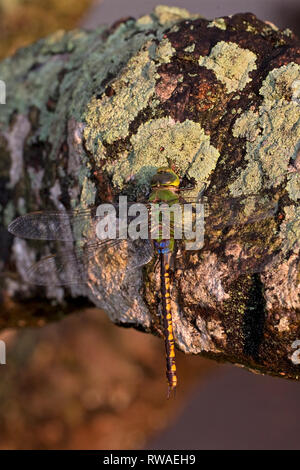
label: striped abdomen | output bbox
[158,241,177,396]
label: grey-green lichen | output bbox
[40,28,87,54]
[260,62,300,101]
[0,27,104,170]
[184,44,196,53]
[286,173,300,202]
[154,38,176,64]
[136,15,154,27]
[280,205,300,255]
[207,18,227,30]
[103,117,220,192]
[80,176,97,207]
[153,5,199,26]
[0,28,92,128]
[83,32,179,172]
[283,28,293,37]
[84,43,158,147]
[229,63,300,255]
[0,14,176,165]
[245,24,257,33]
[0,7,189,218]
[230,63,300,198]
[0,4,206,229]
[198,41,257,93]
[1,6,300,380]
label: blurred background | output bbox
[0,0,300,450]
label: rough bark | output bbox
[0,6,299,380]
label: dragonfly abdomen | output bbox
[159,243,177,396]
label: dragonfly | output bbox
[8,166,299,396]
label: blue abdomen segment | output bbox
[154,240,170,254]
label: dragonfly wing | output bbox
[7,196,278,242]
[26,238,153,286]
[26,239,121,285]
[8,211,91,241]
[8,203,153,241]
[192,218,299,277]
[181,186,299,276]
[203,195,280,230]
[27,252,87,285]
[181,163,299,229]
[126,239,154,271]
[179,194,279,228]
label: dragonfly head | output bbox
[151,167,180,188]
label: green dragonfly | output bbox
[8,166,299,396]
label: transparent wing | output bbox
[8,165,299,241]
[179,184,299,276]
[200,194,279,230]
[180,165,299,231]
[8,202,153,241]
[149,194,279,243]
[184,210,300,277]
[27,238,154,286]
[8,210,91,241]
[6,194,288,242]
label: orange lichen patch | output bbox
[194,82,221,112]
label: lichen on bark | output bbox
[0,5,299,381]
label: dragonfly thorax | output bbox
[149,187,179,204]
[150,167,180,188]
